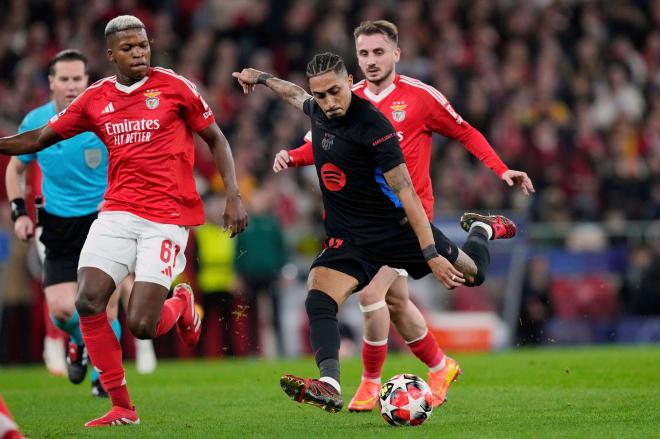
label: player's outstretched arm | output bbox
[457,127,535,195]
[500,169,535,195]
[232,68,311,112]
[383,163,464,290]
[197,123,248,237]
[0,125,61,156]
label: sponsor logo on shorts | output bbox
[324,237,344,249]
[161,266,172,277]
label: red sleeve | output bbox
[47,92,94,139]
[454,123,509,177]
[177,76,215,132]
[424,90,508,177]
[288,139,315,167]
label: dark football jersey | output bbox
[303,93,408,245]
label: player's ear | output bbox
[347,74,353,87]
[48,74,55,93]
[107,48,115,64]
[393,47,401,63]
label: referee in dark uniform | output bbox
[233,52,510,413]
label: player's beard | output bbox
[366,65,394,87]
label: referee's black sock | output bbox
[305,289,341,386]
[461,226,491,286]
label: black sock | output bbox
[305,289,340,383]
[461,227,490,286]
[319,358,340,384]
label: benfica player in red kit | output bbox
[0,16,247,427]
[273,21,534,411]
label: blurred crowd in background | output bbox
[1,0,660,362]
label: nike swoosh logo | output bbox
[353,396,377,404]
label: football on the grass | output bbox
[378,374,433,426]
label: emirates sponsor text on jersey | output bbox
[104,118,161,145]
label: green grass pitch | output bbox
[1,346,658,438]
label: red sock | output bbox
[407,330,445,369]
[0,397,12,418]
[0,397,22,439]
[80,312,132,409]
[154,295,187,337]
[362,339,388,380]
[0,419,22,439]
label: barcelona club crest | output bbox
[144,90,161,110]
[321,132,335,151]
[390,101,407,122]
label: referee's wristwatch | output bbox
[10,198,28,222]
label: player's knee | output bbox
[128,317,157,340]
[305,289,338,321]
[386,295,407,316]
[357,282,386,307]
[75,290,105,316]
[50,303,74,322]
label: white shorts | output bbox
[78,211,189,289]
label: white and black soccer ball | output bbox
[378,373,433,426]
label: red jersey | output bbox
[291,74,508,220]
[48,67,214,226]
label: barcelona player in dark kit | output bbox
[233,52,515,412]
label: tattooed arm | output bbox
[383,163,465,289]
[232,68,311,111]
[383,163,435,249]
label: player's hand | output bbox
[14,216,34,241]
[231,68,262,95]
[273,150,292,173]
[501,169,535,195]
[428,255,465,289]
[223,194,248,238]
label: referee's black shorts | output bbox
[39,210,98,288]
[310,224,458,292]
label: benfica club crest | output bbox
[144,90,161,110]
[390,101,407,122]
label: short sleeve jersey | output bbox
[48,67,215,226]
[18,101,108,217]
[304,93,407,245]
